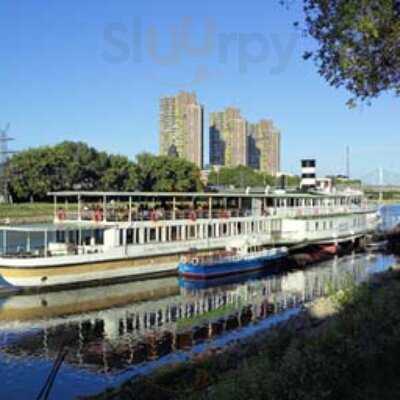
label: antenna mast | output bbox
[0,123,15,202]
[346,145,350,178]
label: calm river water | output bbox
[0,205,399,400]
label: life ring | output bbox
[221,210,230,219]
[57,209,66,221]
[94,209,103,222]
[189,211,197,222]
[150,210,158,222]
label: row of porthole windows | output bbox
[306,220,335,232]
[307,216,366,233]
[118,220,272,246]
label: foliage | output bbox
[208,166,300,188]
[134,153,203,192]
[208,166,276,188]
[100,154,135,191]
[6,142,203,202]
[288,0,400,104]
[285,174,301,187]
[333,177,362,188]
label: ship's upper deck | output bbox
[47,189,372,224]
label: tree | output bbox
[290,0,400,104]
[6,142,131,201]
[53,141,109,190]
[6,143,203,202]
[100,155,134,191]
[134,153,203,192]
[208,166,276,188]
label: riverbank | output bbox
[87,263,400,400]
[0,203,54,224]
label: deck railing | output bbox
[60,209,253,223]
[57,203,378,224]
[269,204,377,218]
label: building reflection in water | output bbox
[0,253,395,374]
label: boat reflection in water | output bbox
[0,253,396,376]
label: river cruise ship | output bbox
[0,188,379,289]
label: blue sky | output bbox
[1,0,399,178]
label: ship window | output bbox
[127,229,134,244]
[189,226,196,239]
[171,226,178,241]
[330,221,334,229]
[68,231,76,244]
[208,225,213,238]
[315,222,319,231]
[134,229,140,244]
[84,234,91,246]
[149,228,156,242]
[222,224,228,235]
[302,160,316,168]
[323,222,327,230]
[119,229,124,246]
[95,229,104,245]
[56,231,66,243]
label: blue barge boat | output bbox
[178,246,288,280]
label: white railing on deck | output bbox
[269,205,377,219]
[57,204,378,224]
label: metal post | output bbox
[44,230,48,257]
[78,226,82,250]
[2,230,6,255]
[53,195,57,221]
[77,194,82,221]
[103,195,107,222]
[128,196,132,224]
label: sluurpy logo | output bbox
[102,17,298,87]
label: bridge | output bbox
[359,168,400,203]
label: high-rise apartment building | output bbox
[209,107,247,167]
[159,92,204,169]
[247,119,281,176]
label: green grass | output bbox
[0,203,54,219]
